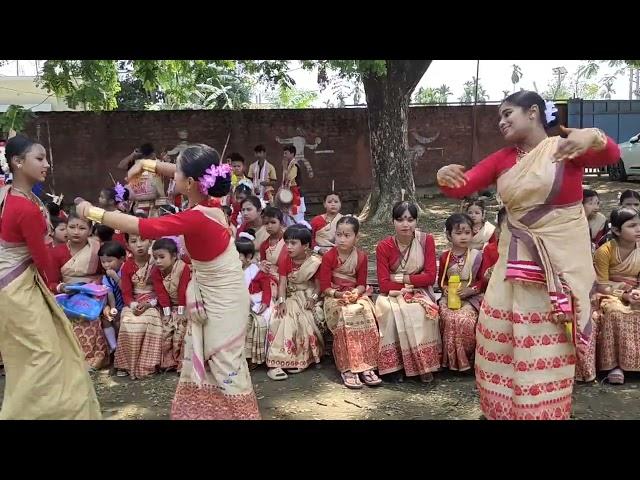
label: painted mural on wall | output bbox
[275,128,336,179]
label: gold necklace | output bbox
[135,259,151,288]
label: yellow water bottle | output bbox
[448,274,462,310]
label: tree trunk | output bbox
[360,60,431,224]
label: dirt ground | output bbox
[2,176,640,420]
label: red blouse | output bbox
[310,215,328,248]
[48,243,104,291]
[139,209,230,262]
[151,262,191,308]
[230,201,242,227]
[120,258,154,306]
[439,137,620,203]
[479,242,500,291]
[376,234,437,294]
[319,247,368,292]
[0,194,53,283]
[248,270,272,306]
[278,255,319,279]
[437,250,487,292]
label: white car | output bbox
[609,132,640,181]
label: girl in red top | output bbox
[236,233,272,368]
[375,201,441,384]
[114,233,162,379]
[258,206,286,299]
[50,216,68,247]
[466,198,496,251]
[310,192,343,254]
[320,216,381,388]
[237,195,269,255]
[151,237,191,373]
[481,207,506,290]
[49,211,110,370]
[231,184,252,227]
[98,186,129,248]
[267,225,324,381]
[583,189,608,253]
[437,90,620,420]
[75,143,260,420]
[0,135,100,419]
[438,213,487,372]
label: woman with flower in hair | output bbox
[437,91,620,420]
[98,183,130,248]
[75,143,260,420]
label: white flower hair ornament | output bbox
[0,143,8,174]
[544,100,558,125]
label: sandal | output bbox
[341,371,363,389]
[607,367,625,385]
[419,372,434,384]
[116,370,128,377]
[286,367,306,374]
[360,370,382,386]
[267,367,288,381]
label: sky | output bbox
[1,60,635,106]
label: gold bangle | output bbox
[590,128,607,151]
[141,159,157,173]
[86,207,106,224]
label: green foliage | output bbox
[266,84,318,108]
[38,60,121,110]
[0,105,34,136]
[459,77,489,103]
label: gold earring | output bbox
[17,164,22,169]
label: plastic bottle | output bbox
[448,274,462,310]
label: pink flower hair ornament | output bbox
[114,182,127,202]
[198,163,232,195]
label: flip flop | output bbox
[341,371,363,389]
[360,370,382,386]
[607,368,624,385]
[267,367,288,381]
[286,367,306,374]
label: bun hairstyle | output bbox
[610,207,640,238]
[235,228,257,256]
[178,144,231,198]
[501,91,559,130]
[4,135,38,173]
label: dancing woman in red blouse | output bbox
[76,144,260,420]
[437,91,620,420]
[0,135,100,419]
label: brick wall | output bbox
[24,104,568,214]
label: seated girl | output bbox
[230,184,252,227]
[593,207,640,385]
[375,201,441,384]
[619,189,640,210]
[49,210,110,370]
[438,213,486,372]
[236,233,272,368]
[466,198,496,251]
[237,195,269,255]
[98,186,129,247]
[320,216,381,389]
[98,241,127,356]
[583,189,608,252]
[266,224,324,381]
[151,237,191,373]
[114,233,163,379]
[259,206,286,299]
[49,216,68,248]
[310,192,343,255]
